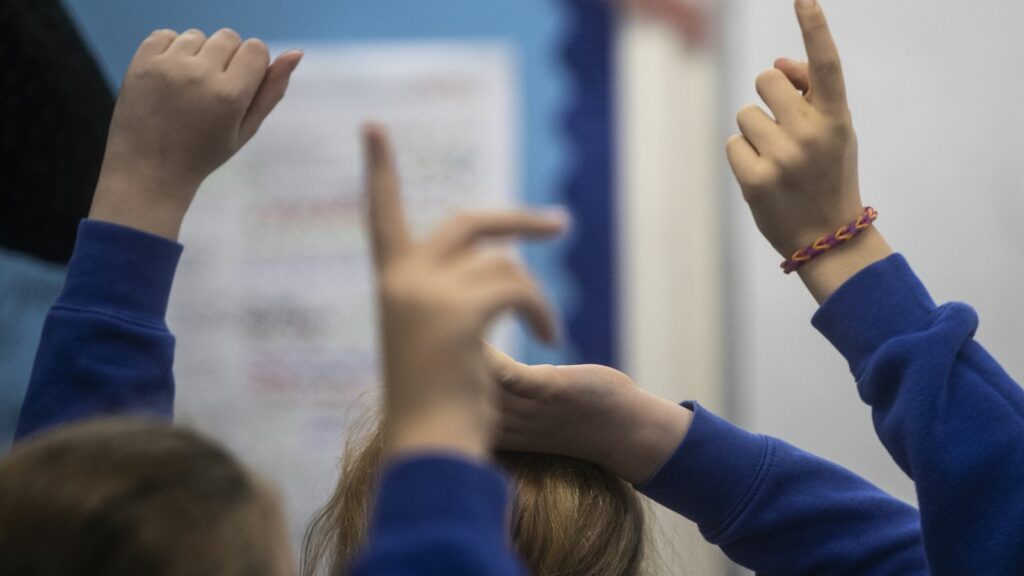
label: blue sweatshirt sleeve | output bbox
[638,402,926,575]
[14,220,182,440]
[350,455,525,576]
[813,254,1024,575]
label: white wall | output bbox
[622,1,1024,573]
[619,6,732,575]
[724,0,1024,518]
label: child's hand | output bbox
[90,29,303,240]
[489,346,692,485]
[727,0,891,302]
[365,126,566,461]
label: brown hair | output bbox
[303,417,647,576]
[0,418,293,576]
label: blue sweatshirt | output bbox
[16,220,929,575]
[813,254,1024,575]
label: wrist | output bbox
[608,390,693,485]
[797,226,893,304]
[91,166,198,241]
[384,403,495,462]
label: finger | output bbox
[485,343,530,391]
[736,104,781,154]
[487,343,562,398]
[428,211,568,259]
[456,253,526,285]
[478,270,558,344]
[794,0,847,107]
[238,50,303,144]
[755,68,806,125]
[726,134,767,183]
[774,58,810,93]
[198,28,243,71]
[133,29,178,61]
[364,125,411,266]
[164,28,207,56]
[225,38,271,104]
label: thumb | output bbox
[239,50,303,144]
[774,57,810,94]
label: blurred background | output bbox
[2,0,1023,574]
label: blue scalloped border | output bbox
[560,0,617,367]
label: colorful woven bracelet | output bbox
[781,207,878,274]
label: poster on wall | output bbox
[169,43,519,546]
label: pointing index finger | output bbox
[363,124,411,266]
[795,0,847,109]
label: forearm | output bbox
[639,403,927,575]
[15,220,181,440]
[89,169,195,242]
[609,391,693,485]
[814,254,1024,574]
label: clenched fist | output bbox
[91,28,302,240]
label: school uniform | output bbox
[36,220,1024,574]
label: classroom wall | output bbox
[624,1,1024,572]
[61,0,576,368]
[723,0,1024,519]
[618,3,732,573]
[56,0,603,556]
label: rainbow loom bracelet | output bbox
[781,207,879,274]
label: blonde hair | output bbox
[303,415,647,576]
[0,418,290,576]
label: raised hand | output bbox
[90,29,303,240]
[364,125,567,460]
[489,346,692,485]
[727,0,892,302]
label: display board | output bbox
[169,43,519,545]
[60,0,616,554]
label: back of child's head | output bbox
[0,418,293,576]
[302,417,647,576]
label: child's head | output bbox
[303,419,647,576]
[0,418,294,576]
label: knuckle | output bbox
[815,58,843,81]
[828,115,854,140]
[216,28,241,41]
[181,66,208,87]
[737,103,758,117]
[755,69,782,93]
[736,104,761,125]
[745,165,780,193]
[773,145,807,171]
[212,83,246,106]
[498,366,520,387]
[243,38,270,60]
[802,13,829,34]
[535,365,562,386]
[148,29,176,41]
[792,124,821,147]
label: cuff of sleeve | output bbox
[373,455,511,538]
[59,219,184,322]
[637,402,772,536]
[811,253,937,379]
